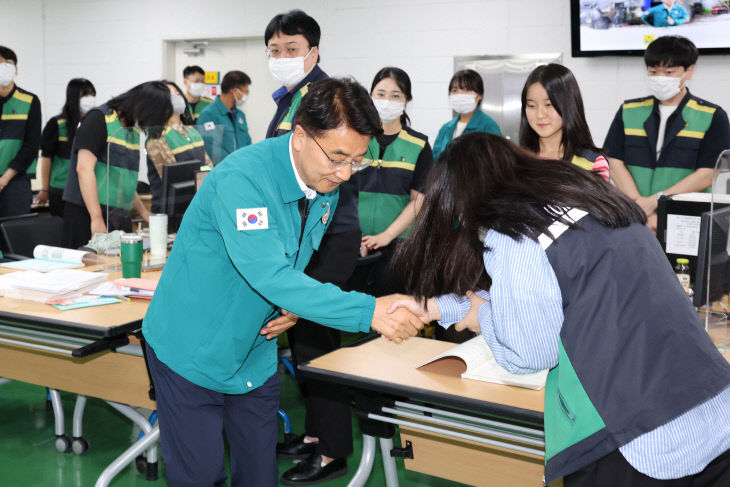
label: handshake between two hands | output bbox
[259,292,487,343]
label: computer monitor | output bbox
[693,206,730,308]
[161,160,202,231]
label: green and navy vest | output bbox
[357,128,427,238]
[188,96,213,123]
[539,210,730,483]
[63,105,139,211]
[276,83,309,134]
[0,87,37,175]
[49,117,71,191]
[621,93,718,196]
[163,126,206,165]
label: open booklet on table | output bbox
[418,336,548,390]
[0,245,103,272]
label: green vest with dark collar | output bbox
[0,89,36,174]
[189,96,213,122]
[49,117,71,190]
[95,107,140,211]
[358,129,426,238]
[621,94,716,196]
[276,83,310,133]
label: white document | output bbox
[418,336,548,390]
[666,214,702,256]
[0,245,101,272]
[2,270,108,302]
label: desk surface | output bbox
[301,336,544,425]
[0,268,159,338]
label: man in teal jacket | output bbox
[142,78,422,487]
[197,70,252,164]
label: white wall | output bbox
[5,0,730,146]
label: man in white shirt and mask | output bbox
[604,35,730,232]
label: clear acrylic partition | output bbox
[706,149,730,356]
[99,124,226,271]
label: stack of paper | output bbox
[0,269,108,303]
[0,245,102,272]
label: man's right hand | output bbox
[371,294,423,343]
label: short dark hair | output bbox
[519,63,602,163]
[183,65,205,78]
[644,36,698,69]
[296,78,383,139]
[265,9,321,62]
[107,80,173,131]
[370,66,413,126]
[0,46,17,64]
[220,71,251,94]
[449,69,484,96]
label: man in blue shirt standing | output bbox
[142,78,423,487]
[197,70,252,164]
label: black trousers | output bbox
[62,201,132,249]
[48,189,65,218]
[564,448,730,487]
[0,175,32,218]
[287,228,361,458]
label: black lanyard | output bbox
[295,197,311,265]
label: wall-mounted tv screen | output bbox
[571,0,730,57]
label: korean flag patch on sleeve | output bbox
[236,208,269,230]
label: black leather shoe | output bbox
[280,454,347,486]
[276,434,317,460]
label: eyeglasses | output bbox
[265,45,309,59]
[305,130,372,172]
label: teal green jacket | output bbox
[196,96,252,164]
[432,109,501,161]
[142,133,375,394]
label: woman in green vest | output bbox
[146,81,212,215]
[358,67,433,296]
[519,64,610,182]
[38,78,96,218]
[432,69,501,161]
[62,81,172,249]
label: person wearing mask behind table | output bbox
[38,78,96,218]
[264,11,364,486]
[182,65,213,124]
[0,45,41,218]
[196,70,251,164]
[358,67,433,296]
[265,9,328,138]
[389,133,730,487]
[604,35,730,233]
[432,69,500,161]
[146,81,213,214]
[61,81,172,249]
[520,64,609,182]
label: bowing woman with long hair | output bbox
[392,133,730,486]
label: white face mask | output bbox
[188,82,205,97]
[448,94,478,114]
[647,74,685,101]
[372,98,405,123]
[268,48,312,87]
[0,62,16,87]
[235,92,248,108]
[171,93,187,115]
[79,96,96,114]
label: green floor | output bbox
[0,371,469,486]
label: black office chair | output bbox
[0,213,38,254]
[1,215,64,259]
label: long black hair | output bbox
[519,64,602,163]
[394,133,645,299]
[61,78,95,142]
[107,81,172,129]
[370,66,412,126]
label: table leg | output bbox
[49,388,71,452]
[347,434,377,487]
[379,437,399,487]
[105,401,158,465]
[70,395,90,454]
[94,425,160,487]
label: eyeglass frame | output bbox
[265,45,313,59]
[303,129,373,172]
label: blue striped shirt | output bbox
[434,228,730,479]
